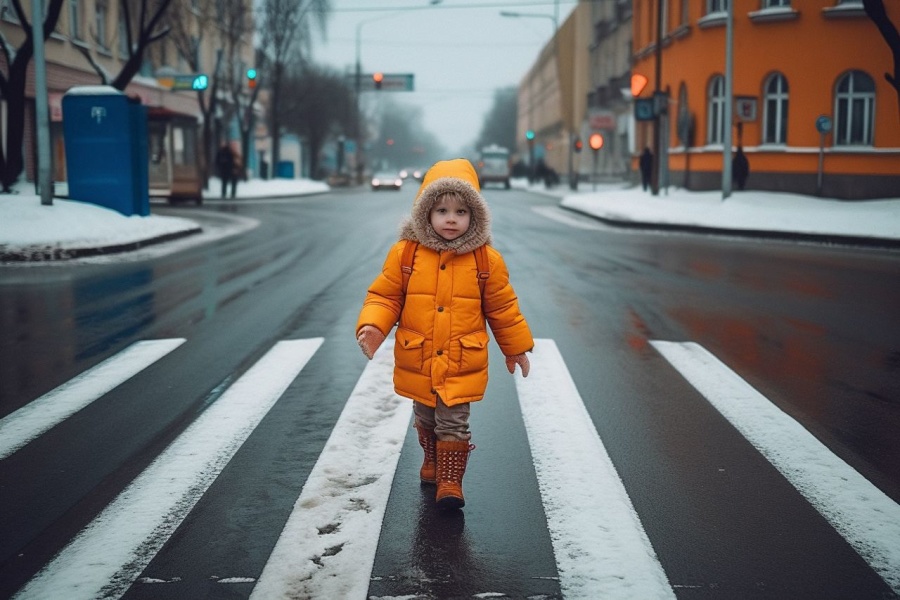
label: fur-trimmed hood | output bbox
[399,158,491,253]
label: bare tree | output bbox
[163,0,221,186]
[220,0,258,179]
[0,0,65,191]
[279,63,355,179]
[258,0,330,176]
[77,0,174,90]
[475,87,518,151]
[863,0,900,121]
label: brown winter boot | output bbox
[435,440,474,510]
[415,424,437,484]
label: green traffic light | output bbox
[247,68,257,80]
[525,130,535,140]
[192,74,209,90]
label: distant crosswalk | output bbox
[4,336,899,599]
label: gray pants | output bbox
[413,395,471,441]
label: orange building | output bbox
[631,0,900,199]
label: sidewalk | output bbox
[0,178,329,262]
[2,176,899,262]
[520,179,900,249]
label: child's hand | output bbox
[357,326,386,360]
[505,353,530,378]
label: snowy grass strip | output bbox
[13,338,323,600]
[251,339,411,600]
[515,339,675,599]
[0,339,186,460]
[652,340,900,594]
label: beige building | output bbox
[516,0,632,183]
[0,0,256,187]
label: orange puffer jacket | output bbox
[357,159,533,407]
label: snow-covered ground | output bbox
[1,176,898,262]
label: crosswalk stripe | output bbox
[251,339,412,599]
[515,339,676,599]
[652,340,900,595]
[0,339,186,461]
[13,338,324,600]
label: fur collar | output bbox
[399,173,492,254]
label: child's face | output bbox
[429,194,471,242]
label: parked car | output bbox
[371,171,403,191]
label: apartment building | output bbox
[0,0,256,186]
[631,0,900,198]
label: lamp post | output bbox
[32,0,52,205]
[354,3,437,182]
[355,14,396,184]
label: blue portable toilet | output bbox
[276,160,295,179]
[62,86,149,216]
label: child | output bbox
[356,158,533,510]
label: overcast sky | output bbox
[309,0,578,155]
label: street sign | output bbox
[815,114,833,134]
[634,98,654,121]
[734,96,757,122]
[158,74,209,91]
[349,73,414,91]
[589,110,616,130]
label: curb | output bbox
[559,204,900,250]
[0,226,202,262]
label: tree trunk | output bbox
[270,61,284,178]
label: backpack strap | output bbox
[400,240,490,297]
[474,244,490,296]
[400,240,418,295]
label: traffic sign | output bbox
[634,98,654,121]
[350,73,414,91]
[816,115,833,134]
[158,74,209,91]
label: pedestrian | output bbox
[356,158,534,510]
[215,142,235,199]
[639,147,653,191]
[230,151,242,199]
[733,146,750,191]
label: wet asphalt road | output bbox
[1,186,898,599]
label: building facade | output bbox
[0,0,257,187]
[631,0,900,199]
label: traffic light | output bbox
[589,133,604,151]
[373,72,384,90]
[247,68,258,89]
[631,73,648,97]
[573,137,583,153]
[525,129,535,141]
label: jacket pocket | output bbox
[456,330,489,375]
[395,328,426,371]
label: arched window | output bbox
[763,73,789,145]
[834,71,875,146]
[707,75,726,145]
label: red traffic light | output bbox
[573,138,583,153]
[589,133,604,151]
[373,72,384,90]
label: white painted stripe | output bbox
[14,338,324,600]
[652,340,900,594]
[0,339,186,460]
[251,339,412,600]
[515,339,675,599]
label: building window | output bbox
[834,70,875,145]
[95,1,108,50]
[764,0,790,6]
[708,0,728,14]
[68,0,82,41]
[763,73,788,144]
[707,75,726,144]
[119,13,129,57]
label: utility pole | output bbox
[722,0,734,200]
[32,0,53,206]
[651,0,664,196]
